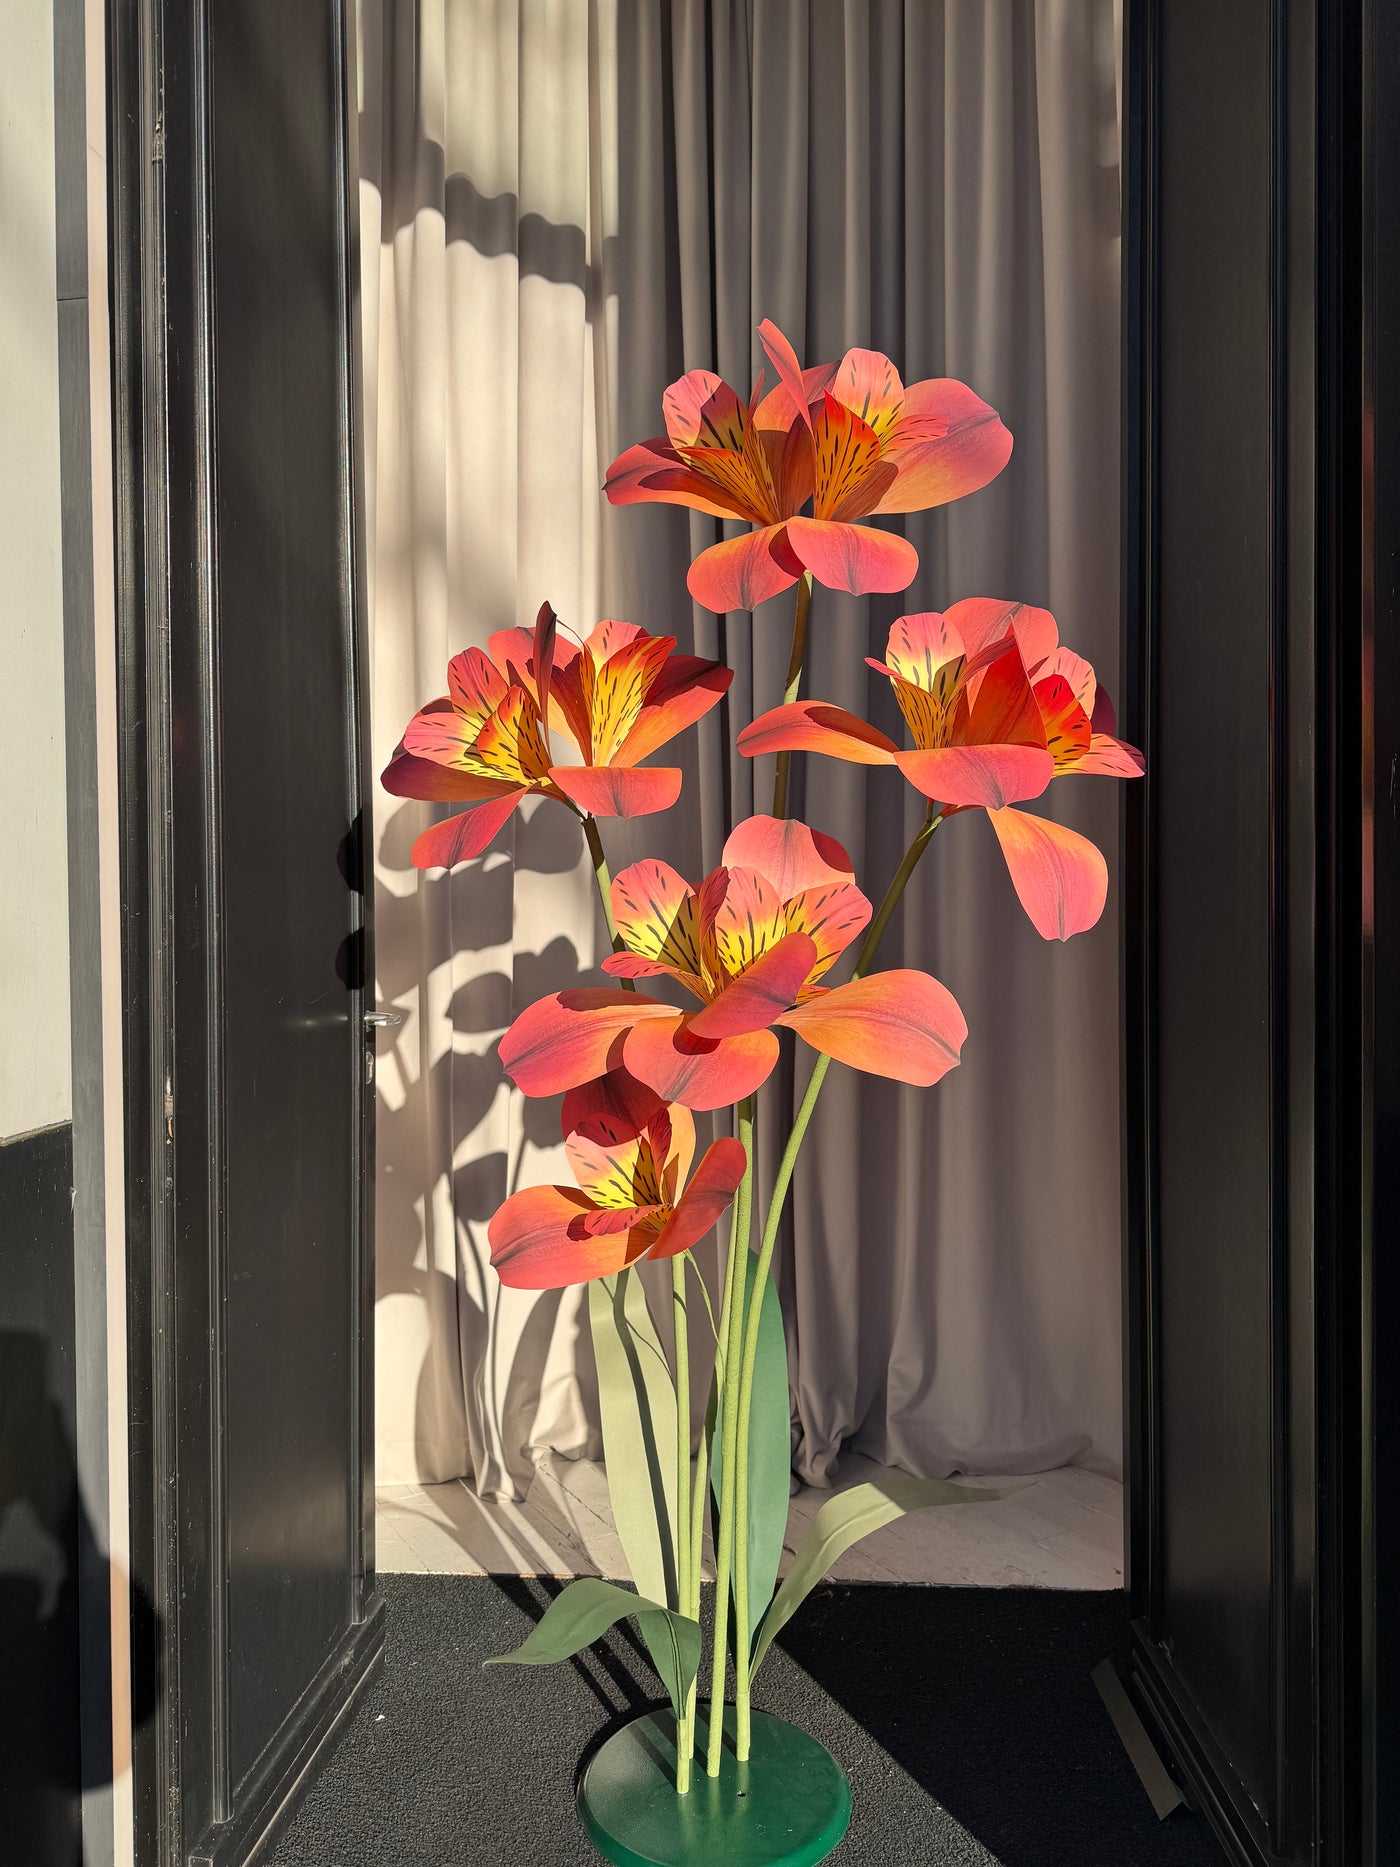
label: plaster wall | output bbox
[0,1,72,1141]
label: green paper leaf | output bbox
[710,1251,790,1659]
[589,1270,678,1610]
[750,1475,1021,1678]
[485,1576,700,1720]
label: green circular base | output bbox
[578,1707,851,1867]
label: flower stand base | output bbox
[577,1707,852,1867]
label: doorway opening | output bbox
[363,6,1128,1610]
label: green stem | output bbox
[582,813,629,960]
[854,801,944,978]
[705,1096,755,1776]
[689,1406,708,1613]
[686,1277,716,1769]
[729,803,943,1758]
[672,1256,693,1792]
[771,572,813,820]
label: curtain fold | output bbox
[361,0,1125,1500]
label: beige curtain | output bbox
[360,0,1125,1500]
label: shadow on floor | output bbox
[769,1583,1218,1867]
[263,1575,1220,1867]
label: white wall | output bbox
[0,2,72,1141]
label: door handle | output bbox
[362,1010,401,1085]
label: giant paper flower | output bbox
[605,320,1013,614]
[382,601,732,868]
[738,601,1144,941]
[498,817,967,1111]
[487,1068,747,1291]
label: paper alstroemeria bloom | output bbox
[605,320,1012,614]
[382,601,733,869]
[487,1069,747,1291]
[498,817,967,1112]
[738,601,1144,942]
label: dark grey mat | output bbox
[263,1576,1222,1867]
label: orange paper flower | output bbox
[382,601,732,867]
[498,817,967,1111]
[605,320,1013,613]
[739,601,1143,941]
[487,1069,747,1291]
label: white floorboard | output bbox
[376,1452,1123,1590]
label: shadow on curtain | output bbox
[357,0,1125,1506]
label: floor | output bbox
[265,1575,1216,1867]
[377,1451,1123,1589]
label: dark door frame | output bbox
[102,0,1399,1861]
[106,0,381,1861]
[1122,2,1393,1863]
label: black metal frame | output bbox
[106,0,380,1861]
[99,0,1397,1859]
[1122,2,1380,1863]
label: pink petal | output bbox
[532,600,558,713]
[946,598,1058,673]
[1073,734,1146,779]
[587,632,679,764]
[721,815,855,898]
[782,881,873,980]
[402,696,499,770]
[737,701,899,766]
[882,611,966,687]
[548,764,682,818]
[1040,644,1098,717]
[706,866,786,976]
[410,790,528,869]
[574,1203,662,1238]
[777,971,967,1086]
[600,953,682,979]
[456,686,552,782]
[686,524,805,613]
[382,739,524,804]
[604,437,752,521]
[486,629,539,695]
[498,990,675,1097]
[663,368,747,449]
[611,859,706,979]
[615,657,734,765]
[750,395,818,514]
[622,1019,780,1111]
[447,647,510,718]
[564,1123,654,1209]
[987,807,1109,941]
[543,654,593,760]
[1033,673,1094,769]
[685,932,817,1039]
[658,1100,697,1196]
[757,319,819,431]
[783,515,919,596]
[830,348,906,438]
[650,1138,749,1258]
[560,1067,664,1143]
[873,380,1013,514]
[965,643,1049,749]
[1090,684,1119,737]
[895,745,1053,810]
[488,1184,649,1290]
[810,393,891,520]
[583,619,649,660]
